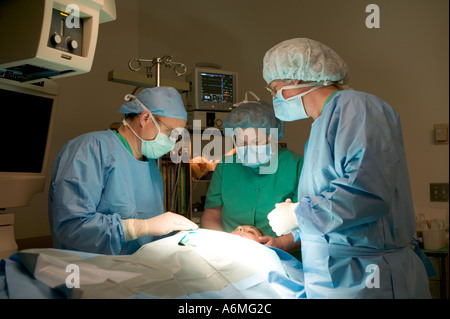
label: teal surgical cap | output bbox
[223,100,284,139]
[263,38,349,85]
[119,86,187,121]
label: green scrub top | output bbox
[205,147,303,238]
[113,130,133,155]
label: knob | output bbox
[50,34,62,45]
[68,39,78,50]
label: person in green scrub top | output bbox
[201,100,303,256]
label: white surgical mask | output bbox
[122,115,176,159]
[236,143,274,168]
[273,83,321,121]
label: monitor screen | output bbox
[200,72,234,104]
[0,88,53,173]
[0,80,57,208]
[187,68,238,112]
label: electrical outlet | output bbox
[434,123,449,144]
[430,183,449,202]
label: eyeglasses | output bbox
[155,118,183,141]
[265,84,277,97]
[265,79,295,97]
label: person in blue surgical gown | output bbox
[49,87,197,255]
[263,38,432,298]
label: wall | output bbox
[11,0,449,240]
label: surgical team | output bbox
[48,38,432,298]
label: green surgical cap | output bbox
[263,38,349,85]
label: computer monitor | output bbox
[0,80,58,208]
[186,67,238,112]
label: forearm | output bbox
[201,207,224,231]
[297,189,389,235]
[278,233,301,253]
[51,208,124,254]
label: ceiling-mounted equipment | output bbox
[0,0,116,84]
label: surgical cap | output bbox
[263,38,349,85]
[223,100,284,139]
[119,86,187,121]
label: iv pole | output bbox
[127,55,188,215]
[128,55,187,85]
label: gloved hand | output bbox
[267,199,299,236]
[122,212,198,241]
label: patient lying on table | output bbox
[1,229,305,299]
[230,225,264,242]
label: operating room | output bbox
[0,0,448,301]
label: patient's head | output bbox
[231,225,264,242]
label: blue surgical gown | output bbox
[49,130,165,255]
[296,90,431,298]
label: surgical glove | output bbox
[122,212,198,241]
[267,199,299,236]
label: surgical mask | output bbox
[272,83,321,121]
[236,143,274,168]
[122,116,176,159]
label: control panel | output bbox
[47,8,83,56]
[187,110,229,130]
